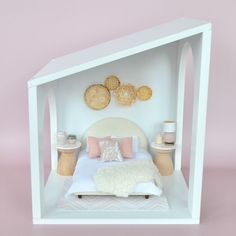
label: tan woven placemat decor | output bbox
[115,84,136,106]
[84,84,111,110]
[105,75,120,90]
[136,86,152,101]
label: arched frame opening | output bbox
[43,99,51,184]
[47,88,58,170]
[175,32,211,219]
[28,84,58,218]
[175,41,194,171]
[42,88,58,184]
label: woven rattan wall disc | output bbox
[84,84,111,110]
[115,84,136,106]
[136,86,152,101]
[105,75,120,90]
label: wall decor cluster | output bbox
[84,75,153,110]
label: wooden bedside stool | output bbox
[151,142,176,176]
[56,141,81,176]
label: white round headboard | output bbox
[82,117,148,150]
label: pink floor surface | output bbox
[1,165,236,236]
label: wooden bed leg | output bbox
[77,195,82,199]
[145,195,149,199]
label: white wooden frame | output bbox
[28,18,211,224]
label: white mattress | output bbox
[65,149,162,197]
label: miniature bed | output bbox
[28,18,211,224]
[66,117,162,199]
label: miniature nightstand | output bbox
[56,141,81,176]
[151,142,176,176]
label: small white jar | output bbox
[57,131,67,145]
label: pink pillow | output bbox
[113,137,133,158]
[87,136,111,158]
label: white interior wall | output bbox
[56,42,178,145]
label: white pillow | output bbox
[86,137,89,152]
[132,136,139,152]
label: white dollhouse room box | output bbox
[28,18,211,224]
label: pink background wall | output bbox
[1,0,235,169]
[1,1,236,235]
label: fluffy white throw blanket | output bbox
[94,159,162,197]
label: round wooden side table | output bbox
[151,142,176,176]
[56,141,81,176]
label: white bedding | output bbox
[65,149,162,197]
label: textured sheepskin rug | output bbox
[94,159,162,197]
